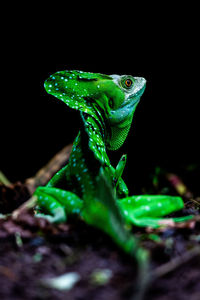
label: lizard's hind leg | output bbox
[34,186,83,224]
[117,194,192,228]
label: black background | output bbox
[1,3,199,194]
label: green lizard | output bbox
[34,70,192,256]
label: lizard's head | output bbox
[105,74,146,150]
[44,70,146,150]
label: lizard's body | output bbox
[34,70,192,255]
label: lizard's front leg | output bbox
[108,155,129,198]
[114,154,129,198]
[114,154,127,186]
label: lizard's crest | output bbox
[44,70,110,125]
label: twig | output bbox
[151,246,200,279]
[0,171,11,186]
[12,195,38,220]
[190,198,200,207]
[25,144,72,194]
[11,144,72,220]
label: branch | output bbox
[25,144,72,194]
[166,172,193,199]
[151,246,200,279]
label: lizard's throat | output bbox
[91,102,135,151]
[106,115,134,151]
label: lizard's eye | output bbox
[125,79,133,88]
[120,76,135,90]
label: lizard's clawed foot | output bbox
[34,186,83,224]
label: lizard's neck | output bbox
[78,113,111,167]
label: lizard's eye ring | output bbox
[125,79,133,88]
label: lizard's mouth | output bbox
[108,93,143,126]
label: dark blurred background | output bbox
[1,2,199,195]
